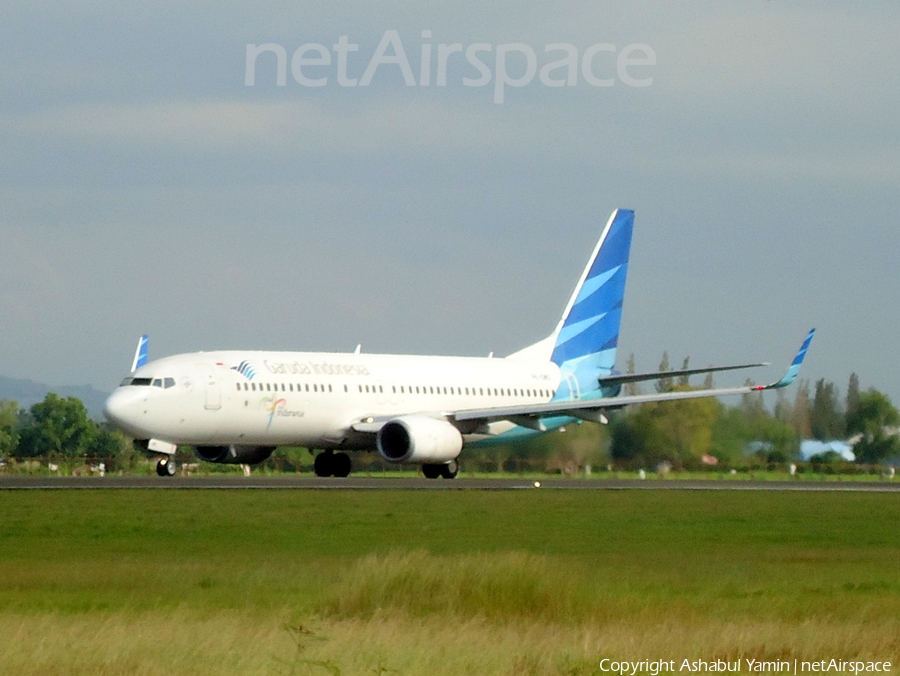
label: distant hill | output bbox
[0,376,109,421]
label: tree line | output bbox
[0,394,135,469]
[608,356,900,469]
[483,358,900,474]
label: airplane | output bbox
[103,209,815,478]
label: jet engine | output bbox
[194,445,275,465]
[376,415,463,464]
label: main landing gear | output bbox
[313,450,352,478]
[156,456,177,477]
[422,460,459,479]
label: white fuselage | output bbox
[103,350,562,449]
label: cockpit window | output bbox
[152,379,163,388]
[164,377,176,389]
[130,377,153,386]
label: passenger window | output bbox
[328,384,332,392]
[314,384,319,393]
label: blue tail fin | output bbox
[551,209,634,399]
[131,335,149,372]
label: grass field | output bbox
[1,489,898,675]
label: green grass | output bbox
[1,490,899,675]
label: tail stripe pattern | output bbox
[550,209,634,370]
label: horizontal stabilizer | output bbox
[598,361,768,388]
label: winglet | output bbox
[131,335,149,372]
[758,329,815,390]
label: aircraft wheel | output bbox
[333,453,351,478]
[156,457,177,477]
[440,460,459,479]
[422,464,442,479]
[313,451,334,477]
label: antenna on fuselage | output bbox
[354,344,362,354]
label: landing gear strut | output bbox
[422,460,459,479]
[156,456,177,477]
[313,451,352,478]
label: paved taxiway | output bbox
[1,476,898,491]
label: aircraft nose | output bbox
[103,388,147,436]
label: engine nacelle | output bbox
[194,445,275,465]
[377,415,463,464]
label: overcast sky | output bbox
[1,1,898,406]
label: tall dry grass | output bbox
[2,491,899,675]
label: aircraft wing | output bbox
[350,329,815,435]
[452,328,816,430]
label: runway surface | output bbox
[1,476,899,491]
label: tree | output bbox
[655,352,673,393]
[18,394,97,460]
[0,399,20,457]
[710,401,798,465]
[791,380,812,439]
[611,389,720,469]
[774,388,793,427]
[624,353,640,396]
[677,357,691,387]
[846,373,861,426]
[740,378,766,421]
[744,412,799,463]
[92,424,137,471]
[846,389,900,464]
[810,379,844,440]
